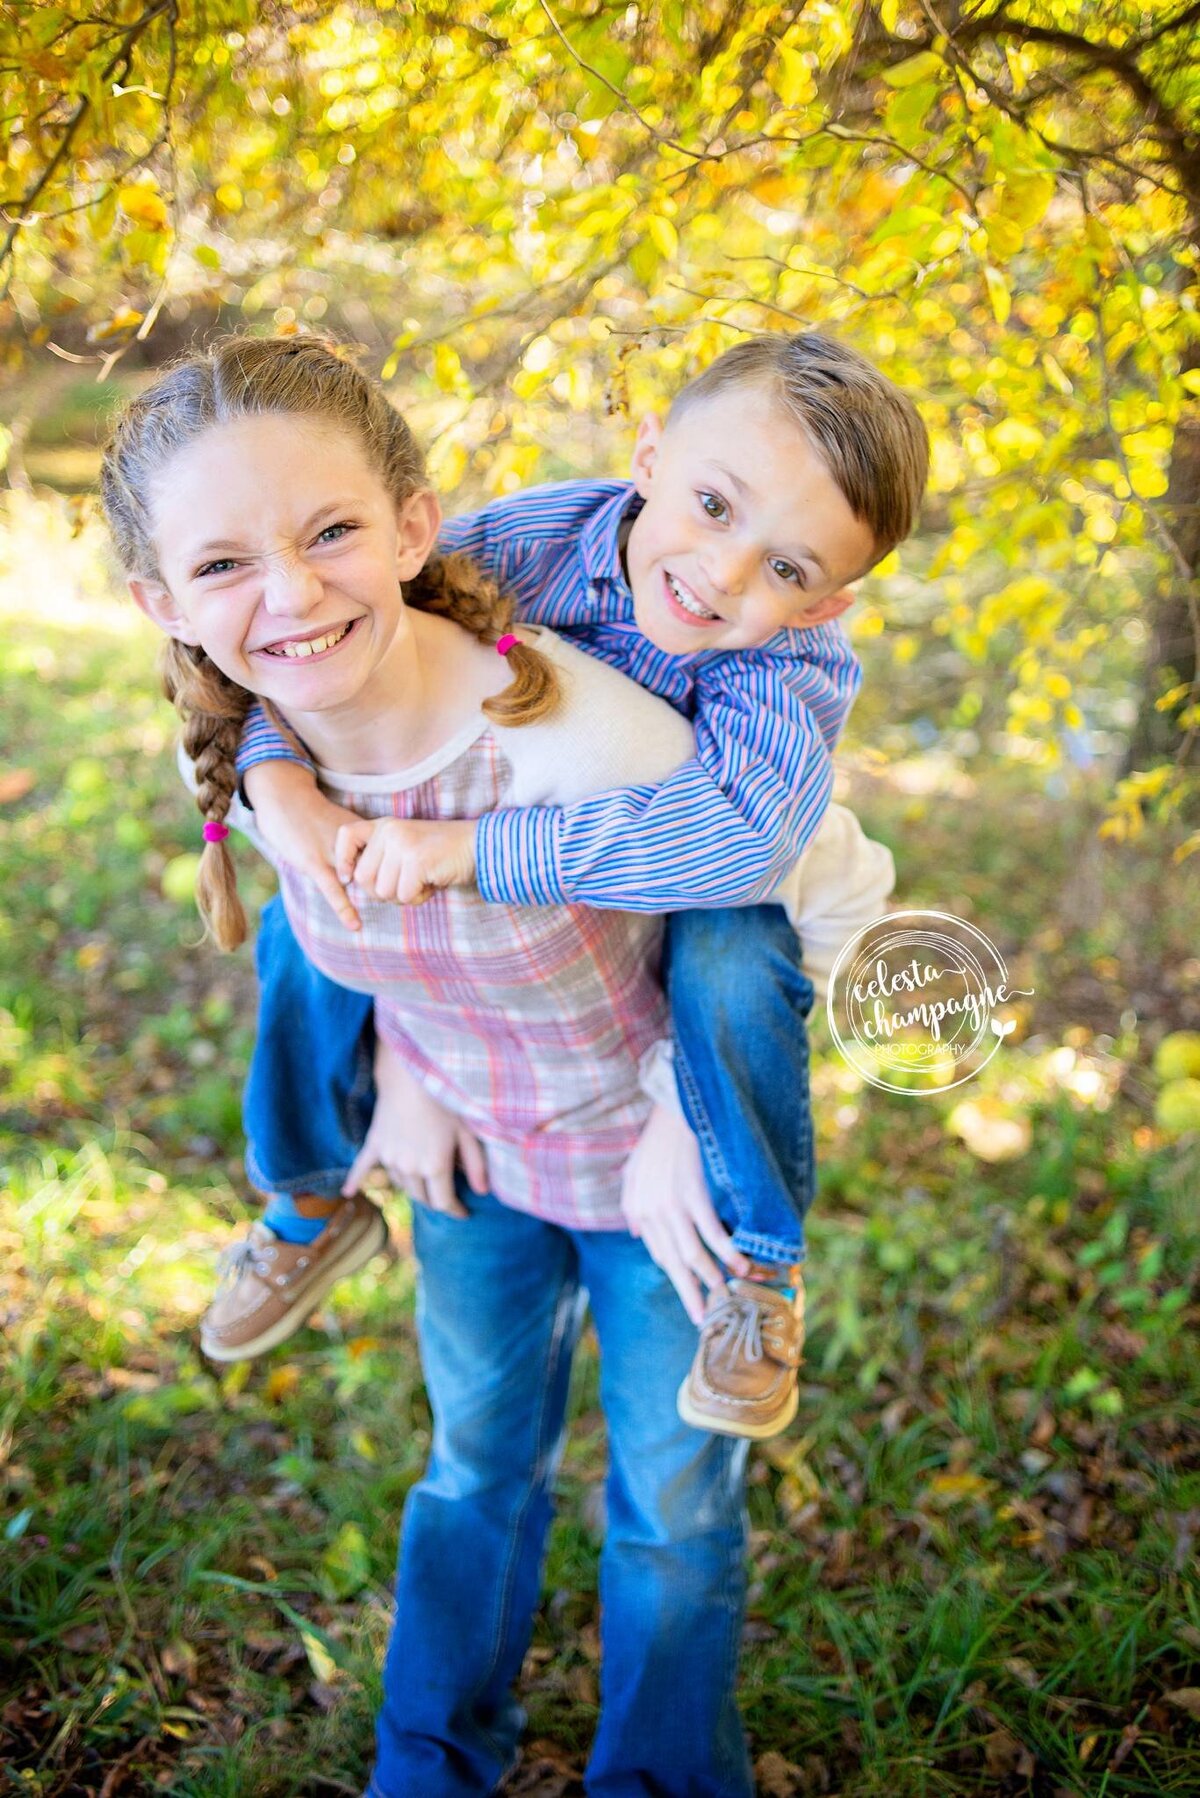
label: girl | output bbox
[100,334,759,1797]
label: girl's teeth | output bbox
[668,575,717,620]
[267,623,352,658]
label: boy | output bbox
[208,330,928,1438]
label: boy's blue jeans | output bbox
[242,896,378,1205]
[244,896,816,1266]
[367,1183,753,1798]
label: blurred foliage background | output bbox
[2,0,1198,823]
[2,3,1199,1795]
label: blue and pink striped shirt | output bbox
[236,479,862,910]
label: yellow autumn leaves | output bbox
[117,182,169,232]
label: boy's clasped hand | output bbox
[240,771,479,925]
[333,813,477,908]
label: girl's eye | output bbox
[698,491,727,521]
[316,522,355,545]
[196,558,238,578]
[770,557,804,587]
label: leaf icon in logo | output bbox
[991,1016,1016,1040]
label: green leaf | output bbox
[984,215,1024,261]
[998,172,1056,231]
[298,1621,339,1682]
[984,264,1011,325]
[885,80,938,142]
[869,205,943,247]
[321,1521,371,1600]
[882,51,944,88]
[647,214,678,259]
[628,235,662,287]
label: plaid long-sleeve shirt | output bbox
[273,738,666,1231]
[237,479,862,913]
[229,629,704,1226]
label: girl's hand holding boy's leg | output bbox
[621,1102,751,1324]
[342,1037,488,1219]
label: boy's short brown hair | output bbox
[668,332,929,565]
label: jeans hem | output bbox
[244,1149,350,1201]
[730,1228,805,1266]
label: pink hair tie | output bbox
[496,633,518,657]
[203,820,230,843]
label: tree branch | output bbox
[1078,170,1199,767]
[1142,0,1200,46]
[947,9,1200,217]
[0,0,178,274]
[535,0,703,163]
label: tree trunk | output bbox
[1125,341,1200,771]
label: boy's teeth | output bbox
[667,574,717,619]
[266,623,352,658]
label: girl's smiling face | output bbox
[130,413,440,714]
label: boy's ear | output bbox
[630,412,665,499]
[800,585,855,627]
[396,488,442,579]
[129,578,202,645]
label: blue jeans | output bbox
[243,895,377,1201]
[367,1184,752,1798]
[243,898,815,1264]
[665,905,814,1265]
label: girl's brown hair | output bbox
[100,333,560,949]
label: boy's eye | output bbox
[196,558,238,578]
[698,491,728,521]
[770,557,804,587]
[316,521,356,545]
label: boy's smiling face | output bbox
[624,384,878,656]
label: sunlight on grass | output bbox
[0,490,146,638]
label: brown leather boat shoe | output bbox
[199,1191,390,1363]
[677,1274,805,1439]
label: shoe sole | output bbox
[675,1375,800,1441]
[200,1209,391,1363]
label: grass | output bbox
[1,494,1198,1796]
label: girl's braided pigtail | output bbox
[406,550,561,726]
[160,641,253,951]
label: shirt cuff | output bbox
[475,806,568,906]
[235,739,316,779]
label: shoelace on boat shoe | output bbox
[214,1232,278,1288]
[702,1287,801,1368]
